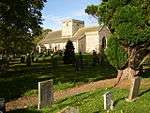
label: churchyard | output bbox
[1,1,150,113]
[0,54,149,113]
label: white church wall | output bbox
[44,44,50,49]
[59,43,65,50]
[85,31,99,53]
[51,43,56,49]
[73,41,78,53]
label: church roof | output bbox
[38,25,105,45]
[38,30,62,45]
[73,26,102,39]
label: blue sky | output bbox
[42,0,100,30]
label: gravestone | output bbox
[128,76,141,101]
[58,106,79,113]
[38,79,54,109]
[0,98,5,113]
[103,91,113,110]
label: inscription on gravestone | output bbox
[38,79,54,109]
[128,76,141,101]
[103,91,113,110]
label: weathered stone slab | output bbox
[103,91,113,110]
[58,106,79,113]
[0,98,5,113]
[38,79,54,109]
[128,76,141,101]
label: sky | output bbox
[41,0,100,30]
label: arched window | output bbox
[102,37,106,49]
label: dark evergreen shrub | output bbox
[63,40,75,64]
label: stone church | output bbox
[37,19,110,53]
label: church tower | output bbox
[62,19,84,38]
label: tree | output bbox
[86,0,150,98]
[63,40,75,64]
[0,0,47,55]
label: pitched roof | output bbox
[38,30,62,45]
[73,26,102,39]
[38,25,106,45]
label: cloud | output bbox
[42,14,69,30]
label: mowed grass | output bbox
[0,56,116,101]
[7,88,150,113]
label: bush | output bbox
[105,34,128,69]
[63,40,75,64]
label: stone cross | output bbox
[103,91,113,110]
[128,76,141,101]
[58,106,79,113]
[0,98,5,113]
[38,79,54,109]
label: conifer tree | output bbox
[63,40,75,64]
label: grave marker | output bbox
[103,91,113,110]
[38,79,54,109]
[128,76,141,101]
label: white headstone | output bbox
[103,91,113,110]
[38,79,54,109]
[58,106,79,113]
[128,76,141,101]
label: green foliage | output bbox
[105,35,128,69]
[113,5,150,47]
[86,0,150,69]
[0,0,47,54]
[63,40,75,64]
[85,5,99,17]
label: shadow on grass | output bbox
[139,88,150,97]
[0,62,116,102]
[7,108,42,113]
[113,97,126,107]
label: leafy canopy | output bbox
[0,0,47,54]
[85,0,150,69]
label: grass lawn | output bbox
[7,88,150,113]
[0,55,149,113]
[0,59,116,101]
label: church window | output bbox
[102,37,106,49]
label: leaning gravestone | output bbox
[103,91,113,110]
[38,79,54,109]
[128,76,141,101]
[58,106,79,113]
[0,98,5,113]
